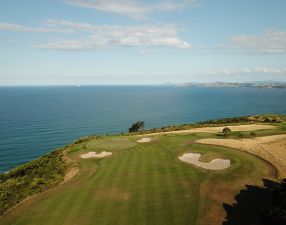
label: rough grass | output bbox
[0,149,68,215]
[225,123,286,139]
[0,133,275,225]
[128,114,286,136]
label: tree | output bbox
[128,121,145,133]
[222,127,231,137]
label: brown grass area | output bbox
[196,134,286,178]
[63,167,80,184]
[137,124,276,136]
[201,178,264,225]
[62,149,80,183]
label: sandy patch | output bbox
[81,151,112,159]
[179,153,230,170]
[63,167,80,184]
[137,137,151,143]
[137,124,276,137]
[62,149,80,183]
[196,134,286,177]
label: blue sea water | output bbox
[1,86,286,173]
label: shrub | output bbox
[129,121,145,133]
[0,149,67,215]
[250,132,256,138]
[238,133,244,139]
[222,127,232,137]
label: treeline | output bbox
[200,114,285,125]
[126,114,286,135]
[0,148,67,215]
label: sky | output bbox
[0,0,286,85]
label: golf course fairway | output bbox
[0,132,276,225]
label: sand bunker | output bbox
[179,153,231,170]
[81,151,112,159]
[137,138,151,143]
[196,134,286,177]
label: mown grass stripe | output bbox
[101,152,134,225]
[88,151,132,225]
[126,144,146,225]
[130,143,151,225]
[59,157,120,225]
[154,145,175,224]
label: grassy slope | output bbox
[0,148,68,215]
[0,132,275,225]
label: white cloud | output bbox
[0,20,190,50]
[64,0,198,19]
[37,24,190,50]
[0,22,72,33]
[207,67,286,75]
[218,30,286,54]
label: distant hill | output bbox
[178,81,286,89]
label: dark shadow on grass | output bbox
[223,179,286,225]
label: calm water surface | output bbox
[1,86,286,172]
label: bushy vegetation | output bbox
[248,114,286,123]
[72,135,100,144]
[0,148,67,215]
[222,127,232,137]
[125,114,286,136]
[128,121,145,133]
[250,132,257,138]
[238,133,245,139]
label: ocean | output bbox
[1,86,286,173]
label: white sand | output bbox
[137,124,276,137]
[179,153,231,170]
[81,151,112,159]
[137,137,152,143]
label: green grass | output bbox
[0,133,275,225]
[0,149,68,215]
[86,137,138,151]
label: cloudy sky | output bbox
[0,0,285,85]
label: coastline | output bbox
[1,114,285,175]
[1,114,286,216]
